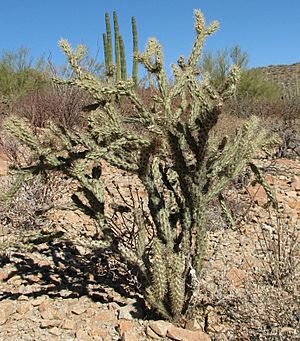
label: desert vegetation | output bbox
[0,9,299,340]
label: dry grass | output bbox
[200,206,300,340]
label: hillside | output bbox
[256,62,300,96]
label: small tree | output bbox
[4,10,270,321]
[0,48,48,100]
[200,45,282,101]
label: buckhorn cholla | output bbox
[4,9,269,321]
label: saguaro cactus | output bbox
[102,12,138,84]
[119,35,127,80]
[113,11,121,81]
[132,16,138,87]
[104,13,113,77]
[4,9,271,321]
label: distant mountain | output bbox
[255,62,300,97]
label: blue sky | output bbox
[1,0,300,76]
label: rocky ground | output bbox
[0,147,299,340]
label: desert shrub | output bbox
[0,48,48,100]
[217,208,300,339]
[4,9,272,322]
[12,83,92,129]
[0,172,68,232]
[237,68,282,101]
[200,45,248,86]
[200,45,282,103]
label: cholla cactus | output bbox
[4,9,270,321]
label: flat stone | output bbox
[185,318,202,331]
[62,318,76,330]
[17,295,29,301]
[0,159,8,176]
[118,304,137,320]
[146,326,161,339]
[0,270,9,281]
[49,327,62,336]
[166,325,211,341]
[149,320,172,337]
[292,175,300,191]
[40,319,61,328]
[0,301,16,318]
[76,328,90,341]
[16,303,32,315]
[226,267,245,287]
[246,183,268,206]
[88,326,108,338]
[92,310,116,323]
[121,330,140,341]
[31,296,46,307]
[118,319,137,335]
[286,197,300,210]
[27,274,40,283]
[71,304,87,315]
[0,309,8,325]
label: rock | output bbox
[39,301,63,320]
[226,267,245,287]
[246,183,269,206]
[292,175,300,191]
[16,303,32,315]
[0,301,16,319]
[146,326,162,339]
[149,320,172,337]
[286,197,300,210]
[166,325,211,341]
[27,274,40,283]
[62,318,76,330]
[40,319,61,328]
[88,326,108,338]
[0,159,8,176]
[280,326,295,334]
[49,327,62,336]
[0,309,8,325]
[76,328,90,341]
[118,304,138,320]
[70,304,87,315]
[31,296,46,307]
[0,270,9,281]
[240,255,262,270]
[121,330,140,341]
[185,318,202,331]
[17,295,29,301]
[118,319,137,335]
[92,310,117,323]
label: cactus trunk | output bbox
[132,16,138,87]
[113,11,121,81]
[119,35,127,80]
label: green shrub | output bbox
[4,9,271,321]
[0,48,48,100]
[200,45,282,101]
[237,68,282,100]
